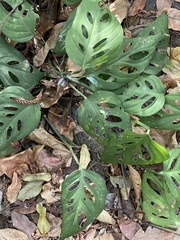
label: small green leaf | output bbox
[101,131,170,165]
[0,86,41,156]
[142,148,180,228]
[118,75,165,116]
[78,91,131,146]
[18,181,43,201]
[65,0,123,68]
[60,169,107,240]
[36,203,51,235]
[0,36,43,89]
[0,0,38,42]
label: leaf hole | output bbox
[7,61,19,65]
[141,144,151,160]
[4,106,18,111]
[84,177,96,188]
[22,9,28,17]
[91,51,105,60]
[141,97,156,109]
[109,127,123,133]
[149,31,155,35]
[87,12,93,24]
[67,198,75,205]
[84,187,95,202]
[106,115,122,122]
[93,38,107,49]
[18,5,22,11]
[129,51,149,60]
[98,1,105,9]
[173,119,180,125]
[145,80,153,89]
[17,119,22,131]
[0,122,4,127]
[1,1,13,12]
[147,179,162,194]
[4,113,15,117]
[78,211,87,228]
[123,43,132,53]
[30,65,34,73]
[68,181,80,191]
[7,126,12,139]
[8,72,19,83]
[100,13,110,22]
[79,43,85,53]
[81,25,88,39]
[135,82,140,87]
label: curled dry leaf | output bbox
[0,228,29,240]
[0,149,34,178]
[6,172,21,203]
[108,0,130,24]
[172,47,180,62]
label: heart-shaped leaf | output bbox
[65,0,123,68]
[0,36,43,89]
[78,91,131,146]
[118,74,165,116]
[60,169,107,240]
[0,86,41,156]
[101,131,170,165]
[141,93,180,130]
[142,148,180,228]
[0,0,38,42]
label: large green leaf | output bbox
[118,75,165,116]
[65,0,123,68]
[140,93,180,130]
[101,131,170,165]
[0,0,38,42]
[0,36,43,89]
[63,0,81,5]
[60,169,107,240]
[78,91,131,146]
[142,148,180,228]
[0,86,41,156]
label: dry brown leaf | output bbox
[108,0,130,23]
[94,232,115,240]
[118,218,141,239]
[33,22,64,67]
[128,165,141,204]
[160,8,180,31]
[66,58,84,77]
[132,226,174,240]
[0,149,34,178]
[85,229,96,240]
[128,0,146,16]
[172,47,180,62]
[41,182,60,204]
[0,228,29,240]
[11,211,37,240]
[79,144,91,169]
[97,210,116,225]
[6,172,21,203]
[156,0,174,11]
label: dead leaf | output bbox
[128,0,146,16]
[94,232,115,240]
[118,218,141,239]
[160,8,180,31]
[33,23,64,67]
[97,210,116,225]
[6,172,21,203]
[79,144,91,169]
[85,229,96,240]
[108,0,130,23]
[172,47,180,62]
[0,228,29,240]
[18,181,44,201]
[128,165,141,204]
[66,58,84,77]
[156,0,174,11]
[41,182,60,204]
[11,211,37,240]
[132,226,174,240]
[0,149,34,178]
[36,203,51,235]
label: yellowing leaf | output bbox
[23,172,51,182]
[79,144,91,169]
[172,47,180,63]
[36,203,51,235]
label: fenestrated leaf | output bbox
[140,93,180,130]
[101,131,170,165]
[60,169,107,240]
[142,148,180,228]
[0,86,41,156]
[0,0,38,42]
[18,181,44,201]
[78,91,131,146]
[118,74,165,116]
[65,0,123,68]
[0,36,43,89]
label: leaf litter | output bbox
[0,0,180,239]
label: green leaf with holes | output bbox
[78,91,131,146]
[142,148,180,228]
[118,74,165,116]
[65,0,123,68]
[140,93,180,130]
[0,0,38,42]
[60,168,107,240]
[0,36,43,89]
[0,86,41,157]
[101,131,169,165]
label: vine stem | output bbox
[0,0,25,30]
[43,115,79,165]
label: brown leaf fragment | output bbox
[156,0,174,11]
[128,165,141,204]
[94,232,115,240]
[118,218,141,239]
[11,211,37,240]
[0,149,34,178]
[0,228,29,240]
[128,0,146,16]
[132,226,174,240]
[108,0,130,23]
[6,172,21,203]
[172,47,180,62]
[160,8,180,31]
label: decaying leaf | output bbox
[0,228,29,240]
[108,0,130,24]
[6,172,21,203]
[118,218,141,239]
[128,165,141,204]
[94,232,115,240]
[36,203,51,235]
[18,181,44,201]
[128,0,146,16]
[156,0,174,11]
[97,210,115,225]
[79,144,91,169]
[22,172,51,182]
[41,182,60,204]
